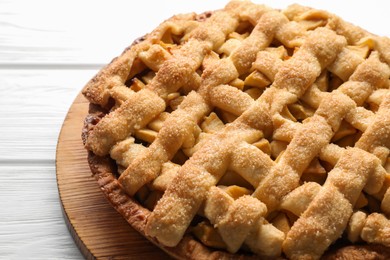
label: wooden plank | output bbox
[0,70,97,161]
[0,70,97,258]
[0,164,83,259]
[1,0,388,65]
[56,93,169,259]
[0,0,227,65]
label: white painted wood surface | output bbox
[1,0,389,259]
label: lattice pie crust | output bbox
[82,1,390,259]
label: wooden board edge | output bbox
[55,93,94,260]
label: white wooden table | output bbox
[1,1,389,259]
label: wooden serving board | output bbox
[56,93,169,259]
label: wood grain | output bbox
[56,93,168,259]
[4,0,387,66]
[0,0,229,65]
[0,70,99,161]
[0,69,94,259]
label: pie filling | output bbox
[83,1,390,259]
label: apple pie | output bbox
[82,1,390,259]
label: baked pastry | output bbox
[82,1,390,259]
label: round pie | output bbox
[81,1,390,259]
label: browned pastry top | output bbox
[82,1,390,259]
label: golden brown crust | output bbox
[81,1,390,259]
[85,130,257,259]
[86,153,390,260]
[323,245,390,260]
[84,105,390,260]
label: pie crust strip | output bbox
[119,9,287,196]
[283,91,390,259]
[146,27,346,248]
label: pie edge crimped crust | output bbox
[81,1,390,259]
